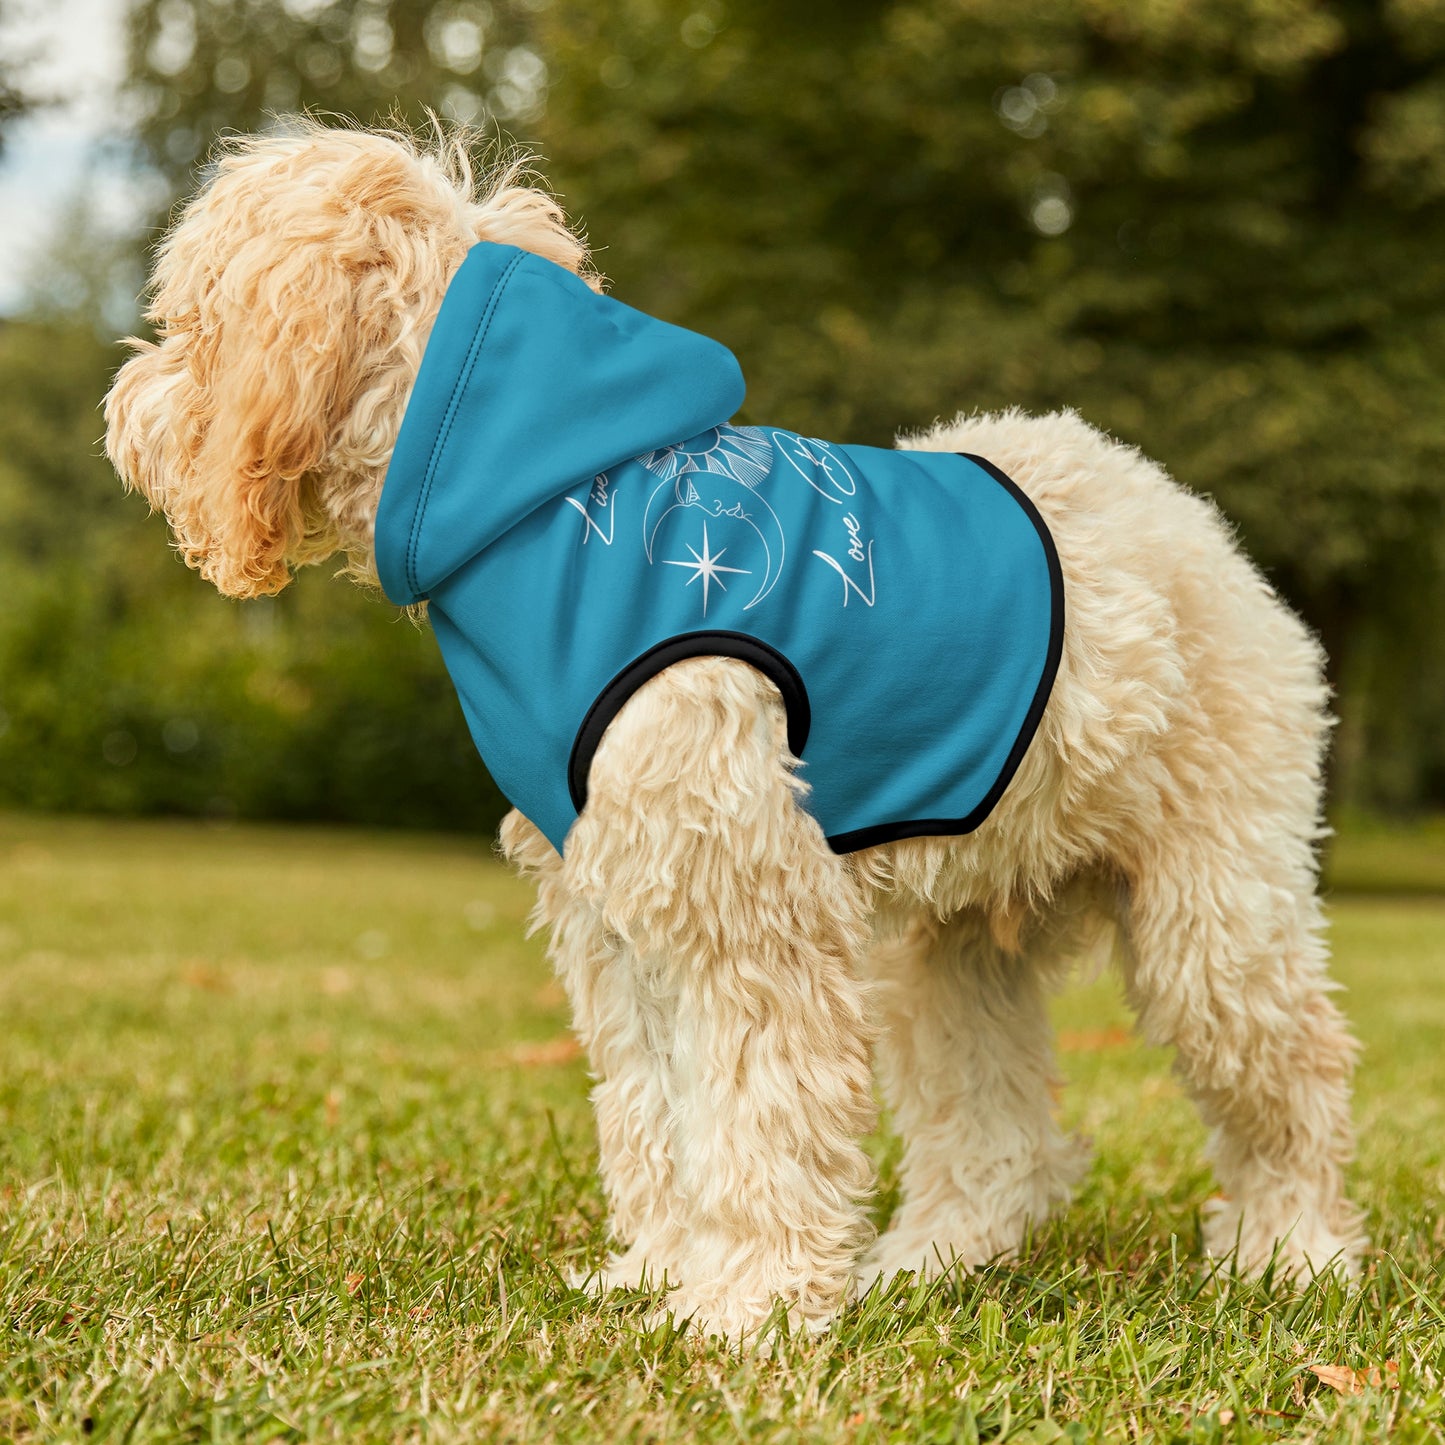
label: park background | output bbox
[5,4,1445,1438]
[3,0,1445,834]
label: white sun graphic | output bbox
[662,520,751,617]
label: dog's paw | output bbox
[861,1137,1091,1295]
[645,1286,837,1350]
[570,1245,674,1296]
[1202,1196,1366,1282]
[860,1201,1046,1291]
[856,1231,1000,1296]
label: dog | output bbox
[105,122,1364,1342]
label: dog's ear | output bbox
[106,331,201,541]
[106,131,456,598]
[183,237,377,598]
[107,207,393,599]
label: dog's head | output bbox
[105,121,592,598]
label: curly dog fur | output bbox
[105,121,1364,1342]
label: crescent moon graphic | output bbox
[643,473,787,611]
[638,428,788,609]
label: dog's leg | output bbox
[500,810,688,1291]
[563,660,878,1342]
[560,932,694,1293]
[861,913,1088,1289]
[573,934,693,1292]
[1122,838,1363,1279]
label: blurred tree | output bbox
[50,0,1445,818]
[0,0,36,152]
[125,0,544,184]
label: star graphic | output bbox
[662,520,751,617]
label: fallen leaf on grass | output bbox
[1310,1362,1399,1395]
[496,1037,584,1068]
[180,960,230,992]
[344,1273,365,1296]
[1056,1027,1133,1052]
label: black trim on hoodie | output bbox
[568,632,813,815]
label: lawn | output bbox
[1,812,1442,1443]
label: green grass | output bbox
[1324,811,1445,896]
[2,812,1443,1443]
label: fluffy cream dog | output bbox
[105,122,1363,1342]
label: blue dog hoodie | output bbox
[374,244,1063,854]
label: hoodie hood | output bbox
[375,244,745,605]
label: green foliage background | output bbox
[3,0,1445,827]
